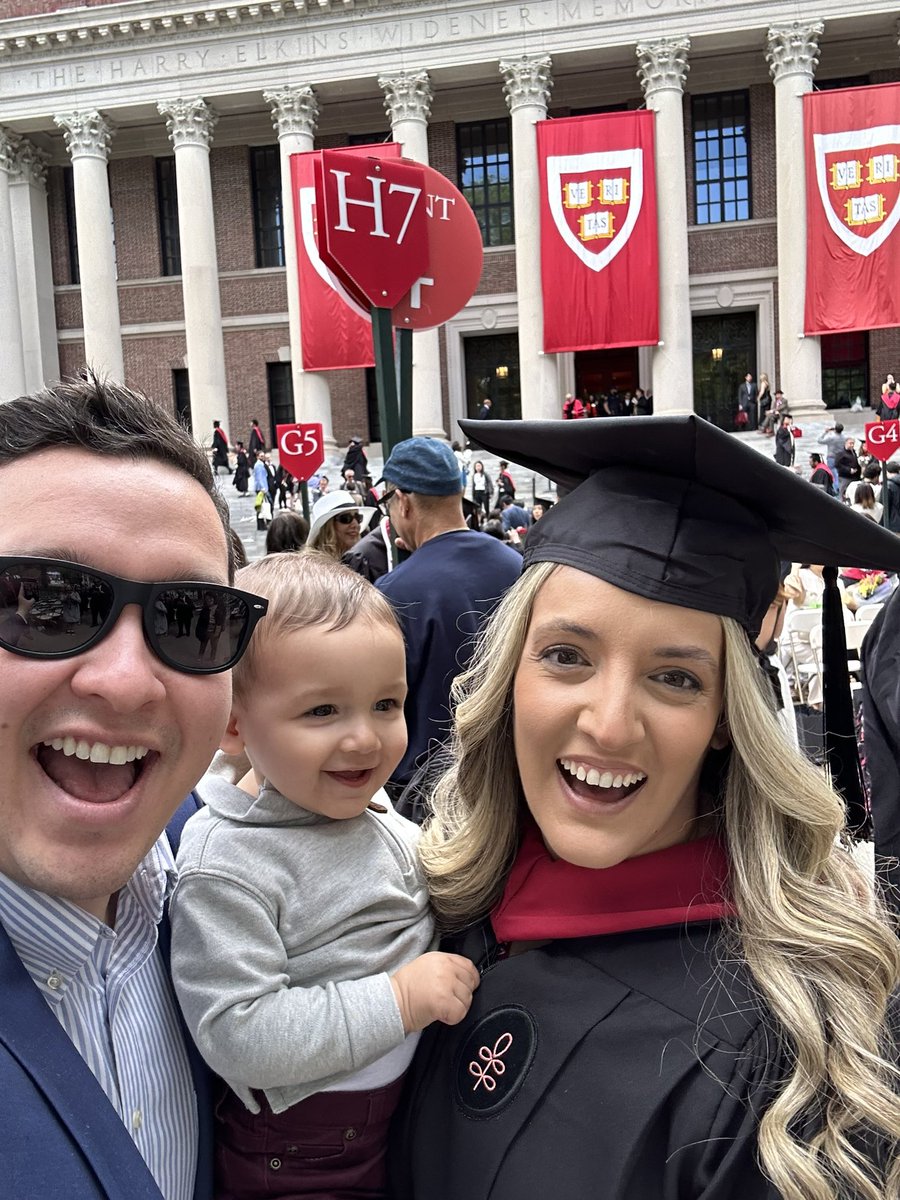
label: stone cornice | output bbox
[379,68,432,125]
[500,53,553,114]
[766,21,823,82]
[0,0,411,57]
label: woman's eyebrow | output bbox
[652,645,720,670]
[530,620,597,641]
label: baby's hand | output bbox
[390,951,480,1033]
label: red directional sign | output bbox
[392,162,483,331]
[318,150,429,309]
[276,422,324,482]
[865,419,900,462]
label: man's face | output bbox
[847,439,856,450]
[344,470,354,483]
[0,448,232,919]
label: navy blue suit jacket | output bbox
[0,795,213,1199]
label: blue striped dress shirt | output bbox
[0,836,198,1200]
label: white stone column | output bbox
[263,84,336,449]
[0,127,27,401]
[157,97,228,444]
[379,68,446,439]
[767,21,824,415]
[9,139,59,391]
[53,110,124,381]
[636,37,693,415]
[500,53,558,421]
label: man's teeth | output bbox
[42,737,149,766]
[559,759,646,789]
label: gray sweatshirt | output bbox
[169,774,434,1114]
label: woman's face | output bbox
[513,568,726,870]
[332,512,361,552]
[474,461,484,474]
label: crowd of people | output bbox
[5,374,900,1200]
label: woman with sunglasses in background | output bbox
[307,491,377,562]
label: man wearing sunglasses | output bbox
[0,374,266,1200]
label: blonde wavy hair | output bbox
[420,562,900,1200]
[307,517,343,561]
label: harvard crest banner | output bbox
[804,84,900,335]
[537,112,658,353]
[290,142,401,370]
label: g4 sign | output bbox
[865,419,900,462]
[319,150,430,309]
[276,422,324,482]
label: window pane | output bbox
[456,119,514,248]
[250,145,285,269]
[691,91,752,225]
[155,157,182,277]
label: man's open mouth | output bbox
[35,737,153,804]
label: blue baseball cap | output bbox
[380,437,462,496]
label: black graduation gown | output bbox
[391,919,786,1200]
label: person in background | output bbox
[499,494,532,534]
[470,460,493,516]
[375,438,521,805]
[834,437,861,501]
[756,372,772,427]
[808,452,836,496]
[737,371,757,431]
[342,436,369,484]
[817,421,845,471]
[846,461,882,506]
[248,418,265,465]
[562,393,585,420]
[773,414,795,467]
[265,510,309,554]
[476,397,493,420]
[882,460,900,532]
[307,491,376,562]
[233,441,250,496]
[496,461,517,502]
[850,482,883,523]
[211,420,230,475]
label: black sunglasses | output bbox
[335,511,363,526]
[0,556,268,675]
[377,489,400,517]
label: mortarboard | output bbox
[460,414,900,835]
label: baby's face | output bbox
[233,618,407,819]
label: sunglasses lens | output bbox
[153,587,251,672]
[0,561,113,656]
[336,512,362,525]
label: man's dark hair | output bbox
[887,461,900,476]
[864,463,882,481]
[213,420,220,428]
[265,510,310,554]
[0,371,234,578]
[835,423,844,434]
[499,495,514,507]
[810,453,823,466]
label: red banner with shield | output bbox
[537,112,658,353]
[804,83,900,335]
[291,142,401,371]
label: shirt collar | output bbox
[0,833,176,996]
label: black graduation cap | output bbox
[460,414,900,836]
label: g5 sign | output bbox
[276,423,324,481]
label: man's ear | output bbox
[219,710,246,756]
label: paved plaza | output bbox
[219,407,880,563]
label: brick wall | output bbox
[211,145,257,272]
[110,156,162,279]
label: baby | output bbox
[170,551,479,1199]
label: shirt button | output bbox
[132,1109,143,1131]
[269,1158,282,1171]
[46,970,63,990]
[344,1127,358,1141]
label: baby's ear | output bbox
[219,710,246,756]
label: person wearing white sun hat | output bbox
[306,490,376,561]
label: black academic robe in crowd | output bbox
[391,919,787,1200]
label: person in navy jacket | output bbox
[0,374,267,1200]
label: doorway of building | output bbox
[463,333,521,420]
[692,312,757,430]
[821,331,868,410]
[574,347,640,407]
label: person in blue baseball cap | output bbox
[375,438,522,808]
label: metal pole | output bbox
[371,305,400,457]
[299,480,310,523]
[397,327,413,442]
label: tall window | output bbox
[155,157,181,277]
[172,368,191,432]
[692,91,751,225]
[250,145,284,268]
[456,119,514,247]
[62,166,80,285]
[267,363,294,446]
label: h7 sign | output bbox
[318,150,429,309]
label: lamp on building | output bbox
[711,347,724,361]
[495,364,509,379]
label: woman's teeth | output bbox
[42,737,149,766]
[559,759,646,789]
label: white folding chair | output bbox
[843,619,875,679]
[781,609,822,704]
[853,602,884,624]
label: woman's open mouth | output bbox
[557,758,647,806]
[35,737,154,804]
